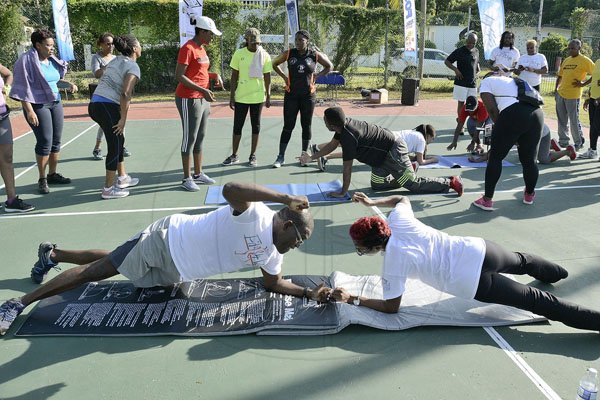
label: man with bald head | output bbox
[445,32,480,115]
[555,39,595,149]
[0,182,329,335]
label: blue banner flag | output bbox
[51,0,75,61]
[477,0,506,60]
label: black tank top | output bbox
[286,48,317,96]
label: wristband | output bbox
[302,287,309,298]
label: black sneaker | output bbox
[92,148,103,160]
[47,172,71,184]
[38,178,49,194]
[31,242,60,284]
[4,197,35,213]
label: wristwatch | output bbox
[353,296,361,306]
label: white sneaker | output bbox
[102,186,129,199]
[181,177,200,191]
[116,174,139,189]
[577,148,598,159]
[192,172,215,185]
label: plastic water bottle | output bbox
[576,368,598,400]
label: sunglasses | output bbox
[290,221,304,246]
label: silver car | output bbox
[389,48,455,78]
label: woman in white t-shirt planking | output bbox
[472,72,544,211]
[515,39,548,91]
[330,192,600,332]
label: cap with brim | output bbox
[465,96,478,112]
[194,16,222,36]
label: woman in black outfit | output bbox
[271,30,332,168]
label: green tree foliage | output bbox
[308,3,391,74]
[0,3,25,66]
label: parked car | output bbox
[389,48,454,78]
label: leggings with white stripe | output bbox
[175,96,211,156]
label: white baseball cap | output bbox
[193,16,222,36]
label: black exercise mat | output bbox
[16,275,338,337]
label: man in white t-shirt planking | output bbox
[0,182,331,335]
[330,192,600,333]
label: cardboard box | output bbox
[369,88,388,104]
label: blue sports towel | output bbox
[205,180,351,205]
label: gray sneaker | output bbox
[248,154,257,167]
[0,299,25,335]
[31,242,59,284]
[578,148,598,159]
[192,172,215,185]
[102,186,130,200]
[222,154,240,166]
[181,177,200,191]
[116,175,139,189]
[92,148,103,160]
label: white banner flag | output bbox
[285,0,300,35]
[477,0,505,60]
[179,0,204,47]
[403,0,417,61]
[51,0,75,61]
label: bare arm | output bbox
[222,181,309,214]
[332,287,402,313]
[352,191,409,208]
[229,69,239,110]
[21,101,38,126]
[444,59,463,80]
[113,73,138,135]
[263,72,271,108]
[314,52,333,79]
[261,268,331,301]
[480,92,499,123]
[448,120,466,150]
[271,52,289,82]
[327,159,353,198]
[175,63,215,101]
[0,64,13,87]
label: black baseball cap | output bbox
[465,96,478,112]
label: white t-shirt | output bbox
[381,202,486,300]
[490,47,521,77]
[93,55,141,103]
[517,53,548,87]
[91,52,115,75]
[479,75,519,113]
[167,202,283,280]
[393,130,426,154]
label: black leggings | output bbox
[88,102,124,171]
[485,103,543,198]
[233,102,264,136]
[589,99,599,150]
[474,240,600,331]
[278,92,316,156]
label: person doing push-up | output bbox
[0,182,330,335]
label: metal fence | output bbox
[14,3,600,95]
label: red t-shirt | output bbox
[458,99,489,124]
[175,40,210,99]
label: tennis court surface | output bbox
[1,98,600,400]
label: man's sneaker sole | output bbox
[31,242,57,284]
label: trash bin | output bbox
[401,78,419,106]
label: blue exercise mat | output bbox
[205,180,351,205]
[419,155,514,169]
